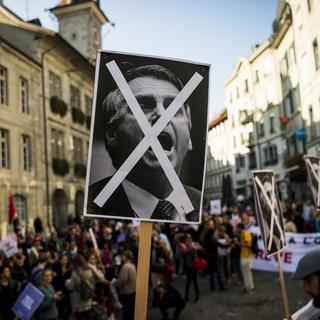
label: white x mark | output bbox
[254,175,285,251]
[94,61,203,214]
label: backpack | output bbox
[250,233,259,255]
[77,271,95,300]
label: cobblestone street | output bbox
[147,270,309,320]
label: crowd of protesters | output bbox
[0,199,318,320]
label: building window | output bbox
[229,93,232,104]
[313,39,319,71]
[255,70,259,83]
[270,145,278,165]
[0,65,8,105]
[20,77,29,114]
[13,194,27,224]
[233,137,236,148]
[51,129,64,159]
[307,0,312,12]
[284,90,294,115]
[263,145,278,166]
[249,148,256,169]
[22,135,32,171]
[269,113,275,134]
[289,43,296,65]
[287,135,298,156]
[70,85,81,110]
[244,79,249,93]
[259,120,265,138]
[85,95,92,115]
[0,128,9,168]
[309,105,317,139]
[49,71,62,98]
[236,86,239,98]
[73,136,83,163]
[236,155,245,172]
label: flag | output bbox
[8,193,17,224]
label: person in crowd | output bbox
[290,248,320,319]
[11,250,28,292]
[229,226,243,285]
[0,265,17,320]
[153,283,186,320]
[286,202,304,233]
[31,251,49,287]
[114,250,136,320]
[47,232,60,253]
[28,235,43,267]
[217,225,231,284]
[239,223,254,293]
[284,216,297,233]
[34,216,44,235]
[37,268,63,320]
[204,225,224,291]
[181,233,200,302]
[52,254,72,320]
[66,254,95,320]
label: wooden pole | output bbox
[135,221,152,320]
[277,252,290,319]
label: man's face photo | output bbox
[84,51,209,223]
[107,75,192,175]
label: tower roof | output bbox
[50,0,108,24]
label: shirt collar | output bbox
[122,179,185,221]
[122,179,158,219]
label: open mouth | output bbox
[148,133,173,152]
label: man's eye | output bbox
[175,108,184,116]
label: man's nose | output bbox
[150,103,165,125]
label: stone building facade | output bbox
[0,1,108,235]
[209,0,320,204]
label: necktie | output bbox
[151,199,175,220]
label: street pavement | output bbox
[147,270,309,320]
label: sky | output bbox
[4,0,278,119]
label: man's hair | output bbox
[102,64,192,156]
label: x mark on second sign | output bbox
[94,60,203,214]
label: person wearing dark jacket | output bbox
[181,233,200,302]
[153,283,185,320]
[204,228,224,291]
[0,266,17,320]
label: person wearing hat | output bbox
[290,248,320,320]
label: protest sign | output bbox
[304,156,320,210]
[84,51,209,224]
[0,233,18,258]
[83,50,210,320]
[210,199,221,215]
[252,170,286,256]
[12,283,44,320]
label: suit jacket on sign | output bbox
[87,177,201,222]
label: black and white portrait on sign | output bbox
[304,156,320,210]
[84,51,209,224]
[252,171,286,256]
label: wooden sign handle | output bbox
[277,252,290,319]
[135,221,153,320]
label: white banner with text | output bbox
[250,226,320,273]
